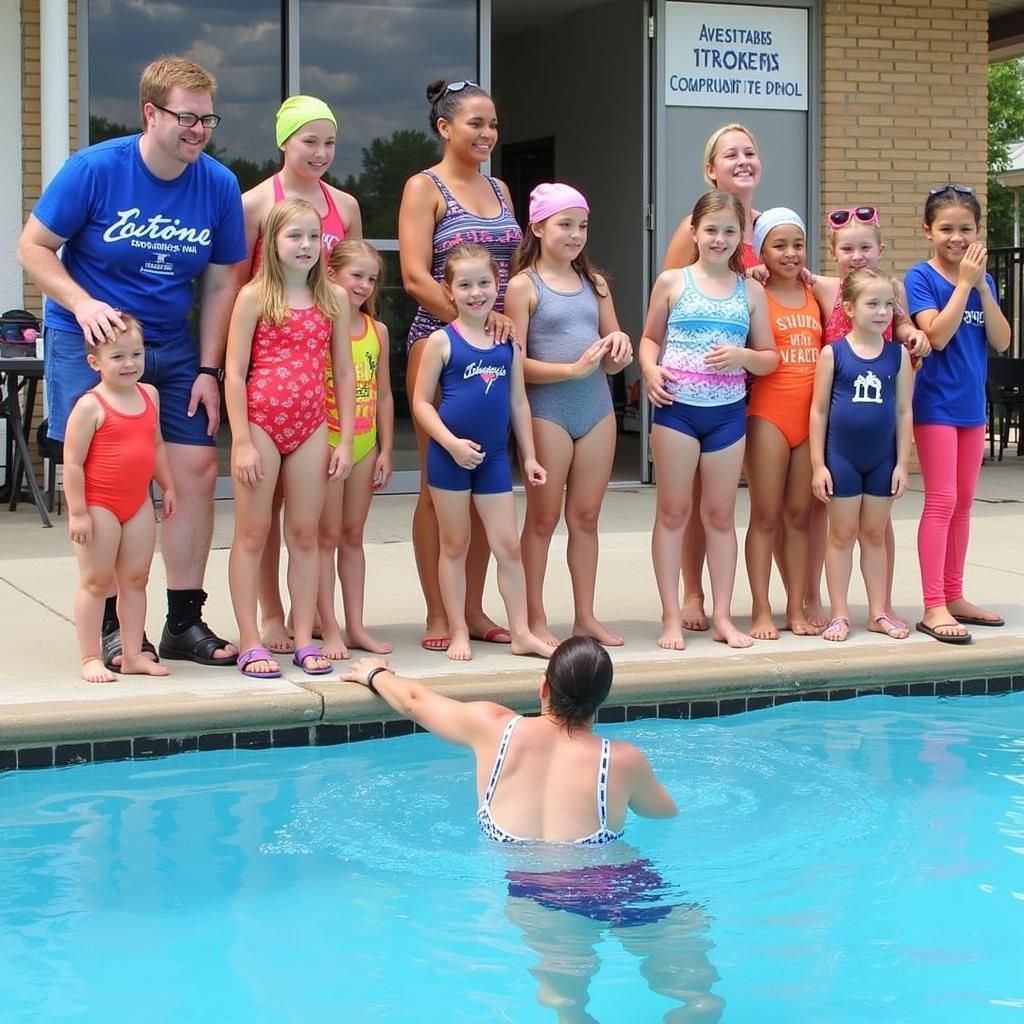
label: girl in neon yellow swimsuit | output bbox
[316,240,395,658]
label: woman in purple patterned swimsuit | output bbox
[398,79,523,654]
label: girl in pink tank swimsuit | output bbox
[241,95,363,656]
[225,199,355,680]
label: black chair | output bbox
[36,419,64,514]
[986,357,1024,461]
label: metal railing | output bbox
[987,247,1024,358]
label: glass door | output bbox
[299,0,480,491]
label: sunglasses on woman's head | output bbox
[929,184,975,197]
[827,205,879,230]
[444,80,479,95]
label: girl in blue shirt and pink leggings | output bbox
[904,186,1011,644]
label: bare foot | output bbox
[884,607,909,629]
[346,627,392,655]
[466,612,505,641]
[868,614,909,640]
[657,620,686,651]
[946,598,1004,625]
[510,631,557,658]
[803,600,830,631]
[286,610,323,640]
[120,653,171,676]
[319,625,350,660]
[822,616,850,642]
[680,597,708,632]
[573,617,624,647]
[786,612,822,636]
[261,616,294,654]
[447,635,473,662]
[82,657,116,684]
[529,620,562,647]
[712,617,754,649]
[750,611,779,641]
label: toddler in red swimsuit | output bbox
[63,314,176,683]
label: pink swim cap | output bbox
[528,183,590,225]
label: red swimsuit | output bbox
[246,306,332,454]
[83,385,157,524]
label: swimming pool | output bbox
[1,693,1021,1022]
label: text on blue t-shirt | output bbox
[903,261,997,427]
[33,135,246,342]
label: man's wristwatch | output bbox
[197,366,224,383]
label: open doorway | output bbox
[491,0,650,482]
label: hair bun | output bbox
[426,80,448,105]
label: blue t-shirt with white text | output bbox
[33,135,246,342]
[903,261,996,427]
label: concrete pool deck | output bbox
[1,457,1022,761]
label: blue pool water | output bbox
[1,693,1022,1023]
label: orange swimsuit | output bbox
[747,285,822,448]
[83,385,157,524]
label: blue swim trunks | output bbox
[45,325,214,446]
[426,441,513,495]
[652,398,747,454]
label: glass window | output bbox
[298,0,475,239]
[87,0,283,194]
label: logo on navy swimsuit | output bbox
[852,371,883,404]
[465,360,507,395]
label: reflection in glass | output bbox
[299,0,475,239]
[378,250,419,471]
[87,0,283,193]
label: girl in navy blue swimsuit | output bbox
[412,244,556,662]
[809,268,913,643]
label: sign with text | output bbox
[665,2,808,111]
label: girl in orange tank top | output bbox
[743,209,824,643]
[62,315,175,684]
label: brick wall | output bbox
[21,1,40,317]
[820,0,990,276]
[20,0,77,317]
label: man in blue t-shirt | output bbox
[18,56,247,669]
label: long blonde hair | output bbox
[328,239,383,319]
[256,198,342,326]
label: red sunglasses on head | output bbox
[827,205,880,231]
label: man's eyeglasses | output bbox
[929,184,974,197]
[152,103,221,129]
[444,80,479,95]
[827,205,879,231]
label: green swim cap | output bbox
[275,95,337,148]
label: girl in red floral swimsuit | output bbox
[225,198,355,679]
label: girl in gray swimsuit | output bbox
[505,183,633,649]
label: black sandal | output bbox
[159,620,237,666]
[101,628,159,672]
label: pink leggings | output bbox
[914,423,985,610]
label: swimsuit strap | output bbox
[481,715,522,809]
[596,737,612,830]
[318,178,340,219]
[422,168,508,219]
[272,174,286,203]
[89,384,153,419]
[421,169,460,215]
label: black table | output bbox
[1,356,51,527]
